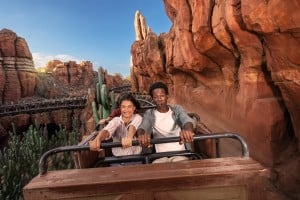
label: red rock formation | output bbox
[0,29,96,140]
[132,0,299,164]
[44,61,128,97]
[131,1,300,198]
[0,29,128,146]
[45,60,95,90]
[0,29,37,103]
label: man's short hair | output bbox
[149,82,168,97]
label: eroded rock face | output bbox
[131,1,300,197]
[0,29,37,104]
[0,29,127,147]
[131,0,300,197]
[132,0,299,165]
[45,60,95,88]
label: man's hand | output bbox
[122,137,133,148]
[138,133,151,148]
[179,129,194,144]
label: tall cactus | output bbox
[96,82,102,105]
[91,101,100,123]
[110,91,116,111]
[97,67,103,89]
[100,84,109,109]
[92,66,117,126]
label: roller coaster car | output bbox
[23,110,272,200]
[72,112,223,168]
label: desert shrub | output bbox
[0,120,80,200]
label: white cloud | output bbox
[32,52,83,68]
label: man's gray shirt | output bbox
[138,105,194,135]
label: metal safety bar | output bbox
[39,132,249,175]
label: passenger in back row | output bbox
[96,95,121,127]
[89,93,142,162]
[137,82,194,163]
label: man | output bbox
[137,82,194,163]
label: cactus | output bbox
[96,82,102,105]
[92,66,117,126]
[98,104,103,120]
[98,67,104,88]
[100,84,109,109]
[102,105,110,119]
[92,100,100,122]
[110,91,116,111]
[0,121,80,199]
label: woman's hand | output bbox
[121,137,133,148]
[89,133,103,152]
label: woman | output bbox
[89,93,142,158]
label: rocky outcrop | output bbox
[0,29,37,104]
[0,29,97,140]
[43,61,128,97]
[45,60,95,89]
[0,29,128,146]
[132,0,299,165]
[134,10,149,41]
[131,1,300,197]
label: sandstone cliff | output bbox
[0,28,37,103]
[131,1,300,197]
[0,29,126,145]
[132,0,299,165]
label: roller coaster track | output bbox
[109,84,131,93]
[109,85,154,108]
[0,96,88,117]
[0,86,155,117]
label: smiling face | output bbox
[120,99,136,121]
[152,88,169,112]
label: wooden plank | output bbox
[154,186,247,200]
[23,157,271,200]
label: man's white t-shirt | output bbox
[153,109,186,153]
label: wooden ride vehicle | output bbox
[23,109,272,200]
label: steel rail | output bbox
[39,132,249,175]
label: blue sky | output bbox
[0,0,171,76]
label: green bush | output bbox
[0,122,80,200]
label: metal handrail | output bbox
[39,132,249,175]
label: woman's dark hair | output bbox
[149,82,168,97]
[118,93,141,110]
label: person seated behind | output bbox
[97,98,121,126]
[137,82,194,163]
[96,107,121,128]
[89,93,142,164]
